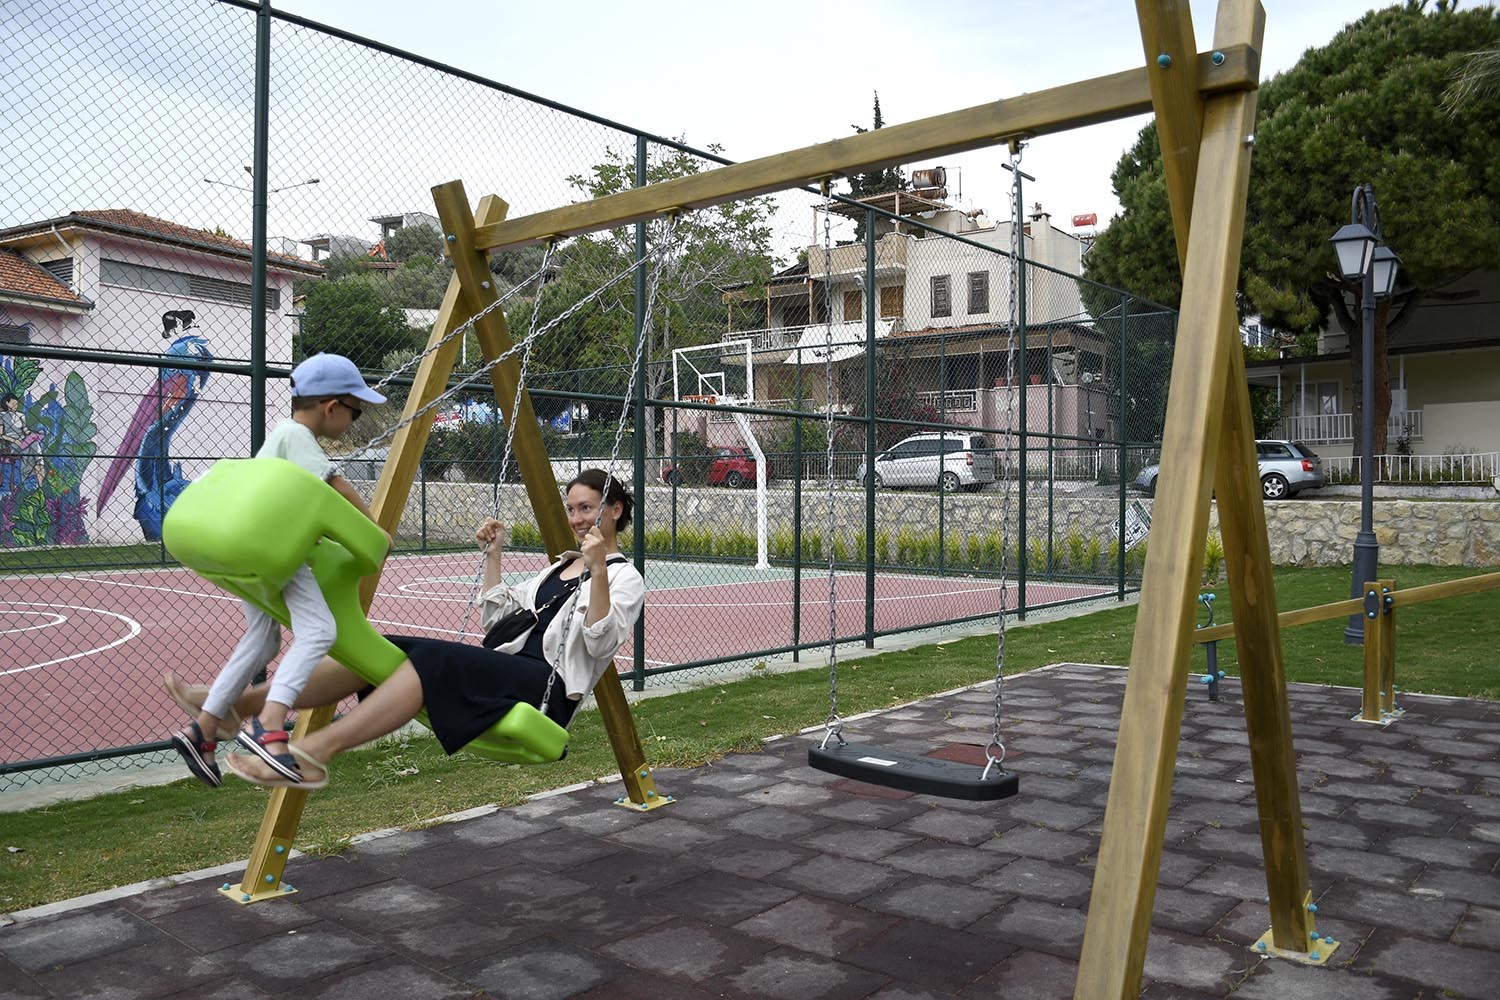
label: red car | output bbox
[662,447,757,488]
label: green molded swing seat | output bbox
[161,458,568,764]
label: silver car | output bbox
[1132,439,1326,500]
[857,432,997,492]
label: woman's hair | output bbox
[1,393,16,408]
[567,468,634,534]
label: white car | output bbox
[857,432,997,492]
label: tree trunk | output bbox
[1372,296,1393,457]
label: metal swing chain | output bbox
[984,142,1024,781]
[819,182,844,749]
[539,213,679,719]
[458,241,558,643]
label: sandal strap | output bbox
[253,730,290,747]
[189,721,218,752]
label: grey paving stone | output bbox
[896,808,1006,846]
[1231,962,1403,1000]
[0,909,164,973]
[725,805,833,840]
[1295,752,1385,780]
[382,911,544,969]
[522,889,677,948]
[1139,928,1244,993]
[604,815,727,854]
[657,791,760,823]
[958,948,1078,1000]
[884,841,1013,880]
[866,985,961,1000]
[687,767,778,795]
[147,897,319,952]
[1002,797,1100,832]
[602,920,774,983]
[267,855,395,903]
[982,825,1092,862]
[769,855,909,903]
[1304,845,1424,886]
[968,897,1085,959]
[1151,885,1239,936]
[975,857,1093,906]
[734,894,898,959]
[1357,928,1500,1000]
[796,823,920,862]
[31,934,229,1000]
[452,940,623,1000]
[564,846,705,899]
[814,796,931,829]
[1155,851,1212,888]
[1453,905,1500,951]
[571,975,722,1000]
[841,919,1009,992]
[640,868,797,925]
[1383,833,1500,870]
[212,923,386,993]
[0,954,47,1000]
[861,877,1005,929]
[447,810,550,847]
[360,833,515,887]
[1297,815,1373,851]
[691,835,817,879]
[717,752,790,771]
[342,825,454,858]
[1182,826,1266,861]
[1344,798,1452,831]
[725,946,890,1000]
[1413,865,1500,908]
[1172,774,1257,804]
[1183,861,1274,902]
[739,780,841,809]
[439,866,593,917]
[1319,880,1469,938]
[505,828,625,871]
[302,958,474,1000]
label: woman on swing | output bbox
[167,469,643,788]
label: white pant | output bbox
[201,565,337,722]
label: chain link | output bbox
[820,183,843,747]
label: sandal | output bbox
[163,672,240,741]
[235,717,302,783]
[170,721,222,788]
[224,750,328,791]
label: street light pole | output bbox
[1329,184,1400,644]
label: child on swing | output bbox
[165,353,389,789]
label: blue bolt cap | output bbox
[1311,951,1321,961]
[1257,941,1267,951]
[1211,50,1226,65]
[1157,53,1172,67]
[1307,903,1318,913]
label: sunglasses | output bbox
[335,399,362,421]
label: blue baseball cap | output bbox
[289,353,387,404]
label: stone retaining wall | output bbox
[395,482,1500,568]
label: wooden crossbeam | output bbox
[471,47,1259,252]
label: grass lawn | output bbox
[1,563,1495,913]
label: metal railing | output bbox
[1283,409,1422,443]
[1321,451,1498,485]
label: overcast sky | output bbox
[272,0,1386,235]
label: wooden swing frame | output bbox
[241,5,1322,995]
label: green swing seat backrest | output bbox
[161,458,568,764]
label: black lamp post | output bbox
[1329,183,1400,643]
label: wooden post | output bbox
[225,196,512,904]
[1360,581,1384,722]
[1380,579,1397,715]
[1075,2,1285,993]
[431,179,666,811]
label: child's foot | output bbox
[225,746,329,789]
[162,673,240,740]
[235,718,302,782]
[170,722,222,787]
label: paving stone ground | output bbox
[4,663,1498,999]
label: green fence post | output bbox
[938,330,946,576]
[864,208,877,647]
[249,0,271,454]
[631,132,648,691]
[793,356,803,660]
[1117,293,1131,599]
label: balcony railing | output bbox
[723,327,802,352]
[1282,409,1422,444]
[915,389,979,413]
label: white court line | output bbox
[0,602,143,676]
[0,610,68,635]
[53,574,236,602]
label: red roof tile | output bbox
[0,251,85,306]
[72,209,319,272]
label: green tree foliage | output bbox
[846,92,906,242]
[383,224,444,263]
[383,252,451,309]
[297,278,422,371]
[516,140,777,434]
[1084,2,1500,454]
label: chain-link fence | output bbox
[1,0,1173,790]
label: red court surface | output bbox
[2,552,1112,766]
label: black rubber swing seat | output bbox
[808,741,1019,801]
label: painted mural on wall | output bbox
[0,355,99,548]
[97,311,213,541]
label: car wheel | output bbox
[664,469,681,486]
[1144,477,1156,497]
[940,471,960,493]
[1261,473,1289,500]
[860,473,883,489]
[726,471,744,488]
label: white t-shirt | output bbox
[256,418,332,481]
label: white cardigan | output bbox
[479,553,645,700]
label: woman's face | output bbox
[2,398,16,412]
[565,484,620,540]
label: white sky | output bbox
[273,0,1383,236]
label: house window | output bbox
[842,289,863,321]
[879,285,903,319]
[967,271,989,314]
[1292,380,1342,440]
[39,258,73,287]
[101,257,279,310]
[931,275,951,318]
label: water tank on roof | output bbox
[911,167,947,190]
[1072,213,1098,227]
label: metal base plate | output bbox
[218,882,297,905]
[1352,706,1404,727]
[1251,927,1340,966]
[614,793,676,812]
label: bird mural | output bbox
[97,311,212,540]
